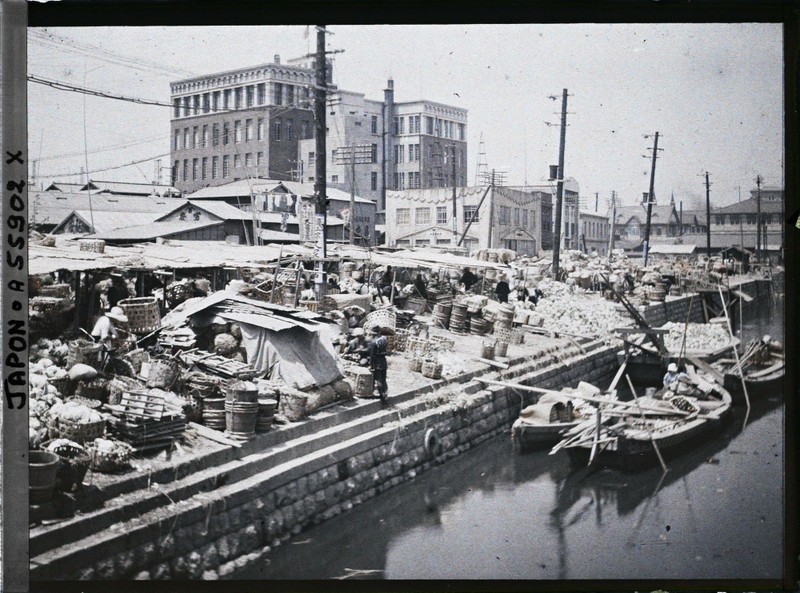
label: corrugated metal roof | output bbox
[90,220,223,241]
[31,192,178,225]
[53,210,162,234]
[186,178,375,204]
[713,197,783,214]
[155,200,253,222]
[87,180,180,196]
[648,244,697,255]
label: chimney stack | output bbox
[274,54,281,64]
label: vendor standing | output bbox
[494,275,511,303]
[367,326,389,404]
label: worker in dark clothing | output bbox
[107,275,129,308]
[367,326,389,404]
[413,273,428,299]
[460,267,479,291]
[624,272,635,294]
[494,275,511,303]
[343,328,369,364]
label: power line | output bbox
[36,132,166,161]
[43,152,171,179]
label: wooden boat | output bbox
[511,383,614,451]
[712,338,785,404]
[555,368,732,470]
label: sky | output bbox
[27,23,784,212]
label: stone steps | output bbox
[31,338,604,579]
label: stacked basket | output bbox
[449,303,468,335]
[118,297,161,335]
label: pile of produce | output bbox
[661,321,732,353]
[533,279,632,340]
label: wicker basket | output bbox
[125,348,145,374]
[118,297,161,334]
[145,358,180,389]
[405,297,427,315]
[44,440,90,492]
[406,336,431,357]
[30,297,67,319]
[88,441,135,473]
[365,307,397,331]
[67,339,102,368]
[49,375,72,397]
[409,357,424,372]
[66,395,102,409]
[48,416,106,444]
[421,359,443,379]
[392,328,409,352]
[429,335,455,352]
[79,239,105,254]
[74,376,110,403]
[107,376,145,406]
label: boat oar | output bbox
[588,407,603,465]
[626,374,668,474]
[718,285,750,411]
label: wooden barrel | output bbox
[256,398,278,431]
[469,316,489,336]
[481,341,495,360]
[350,367,374,397]
[433,302,452,329]
[225,400,258,439]
[30,450,60,505]
[648,284,666,302]
[495,341,509,357]
[226,381,259,403]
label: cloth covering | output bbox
[239,322,343,391]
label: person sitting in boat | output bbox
[662,362,689,389]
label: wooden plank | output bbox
[475,357,509,369]
[188,422,242,447]
[685,356,724,383]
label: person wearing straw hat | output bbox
[367,326,389,404]
[91,306,129,353]
[662,362,688,390]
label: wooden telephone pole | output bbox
[755,174,763,263]
[551,88,568,280]
[642,131,661,267]
[705,172,712,256]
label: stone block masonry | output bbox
[31,340,618,580]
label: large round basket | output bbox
[365,307,397,332]
[409,357,424,373]
[30,450,60,504]
[118,297,161,334]
[88,441,135,473]
[74,376,110,404]
[49,375,72,397]
[48,416,106,445]
[67,339,102,368]
[44,440,90,492]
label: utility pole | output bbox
[642,131,661,267]
[451,145,457,243]
[705,172,711,257]
[314,25,328,295]
[551,88,568,280]
[334,144,372,245]
[608,190,616,258]
[487,169,496,248]
[755,175,763,263]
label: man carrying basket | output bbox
[367,326,389,404]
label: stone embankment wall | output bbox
[33,341,618,581]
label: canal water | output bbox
[235,297,785,581]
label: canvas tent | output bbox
[163,291,342,390]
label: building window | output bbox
[234,120,242,143]
[245,119,253,142]
[234,87,242,109]
[257,152,263,165]
[308,151,315,167]
[245,153,253,167]
[370,144,378,163]
[192,95,200,116]
[396,208,410,225]
[426,116,434,135]
[371,171,378,191]
[172,160,178,184]
[222,155,230,178]
[273,119,282,141]
[463,205,478,222]
[182,159,188,182]
[246,85,254,108]
[286,85,295,105]
[183,128,190,149]
[212,124,219,147]
[523,209,528,228]
[302,120,310,140]
[173,99,181,118]
[173,129,180,150]
[715,215,725,225]
[437,206,447,224]
[415,207,431,225]
[201,157,207,180]
[274,83,283,105]
[393,116,405,135]
[371,115,378,134]
[212,91,220,112]
[202,93,210,114]
[191,127,198,149]
[394,145,405,164]
[514,208,520,226]
[286,119,294,141]
[234,154,240,169]
[223,123,229,145]
[257,83,266,105]
[398,172,406,190]
[331,175,338,183]
[212,156,219,179]
[458,123,465,141]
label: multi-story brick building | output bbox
[170,55,323,194]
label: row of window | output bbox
[396,205,479,226]
[496,206,537,229]
[715,213,775,225]
[396,237,480,250]
[581,220,610,239]
[393,115,465,140]
[172,82,311,118]
[329,171,381,191]
[173,152,265,183]
[174,118,312,151]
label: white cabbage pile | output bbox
[662,321,732,353]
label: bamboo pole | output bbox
[718,284,750,410]
[626,373,668,473]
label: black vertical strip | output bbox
[1,0,30,591]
